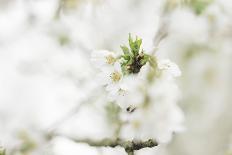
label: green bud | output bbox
[120,34,150,74]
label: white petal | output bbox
[158,59,181,78]
[114,62,122,73]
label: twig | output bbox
[54,0,64,19]
[51,133,158,155]
[152,0,176,55]
[151,17,169,55]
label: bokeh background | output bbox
[0,0,232,155]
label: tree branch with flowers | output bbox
[2,34,184,155]
[1,23,184,153]
[1,2,184,151]
[38,34,184,155]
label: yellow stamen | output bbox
[118,88,126,96]
[132,120,141,129]
[110,71,122,82]
[105,55,116,65]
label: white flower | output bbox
[120,103,184,143]
[119,66,184,143]
[108,75,144,110]
[95,60,144,109]
[91,50,140,109]
[158,59,181,79]
[91,49,185,143]
[91,50,117,70]
[120,97,184,144]
[96,62,126,102]
[96,61,123,86]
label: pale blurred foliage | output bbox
[0,0,231,155]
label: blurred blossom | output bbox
[120,62,184,143]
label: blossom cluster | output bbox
[91,35,184,143]
[91,35,149,109]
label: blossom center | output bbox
[118,88,126,96]
[132,120,141,129]
[110,71,122,82]
[105,55,116,65]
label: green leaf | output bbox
[128,33,133,48]
[140,54,149,66]
[136,38,142,49]
[128,34,136,55]
[122,55,130,60]
[128,34,143,56]
[134,38,142,55]
[120,45,130,55]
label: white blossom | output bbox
[157,59,182,79]
[91,50,117,70]
[91,50,146,109]
[120,103,184,143]
[91,51,143,109]
[119,61,184,143]
[108,75,144,110]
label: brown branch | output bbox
[49,133,158,155]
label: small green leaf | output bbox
[128,34,137,56]
[128,33,133,49]
[140,54,149,66]
[120,45,130,55]
[128,34,143,56]
[134,38,142,55]
[137,38,142,49]
[124,55,131,60]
